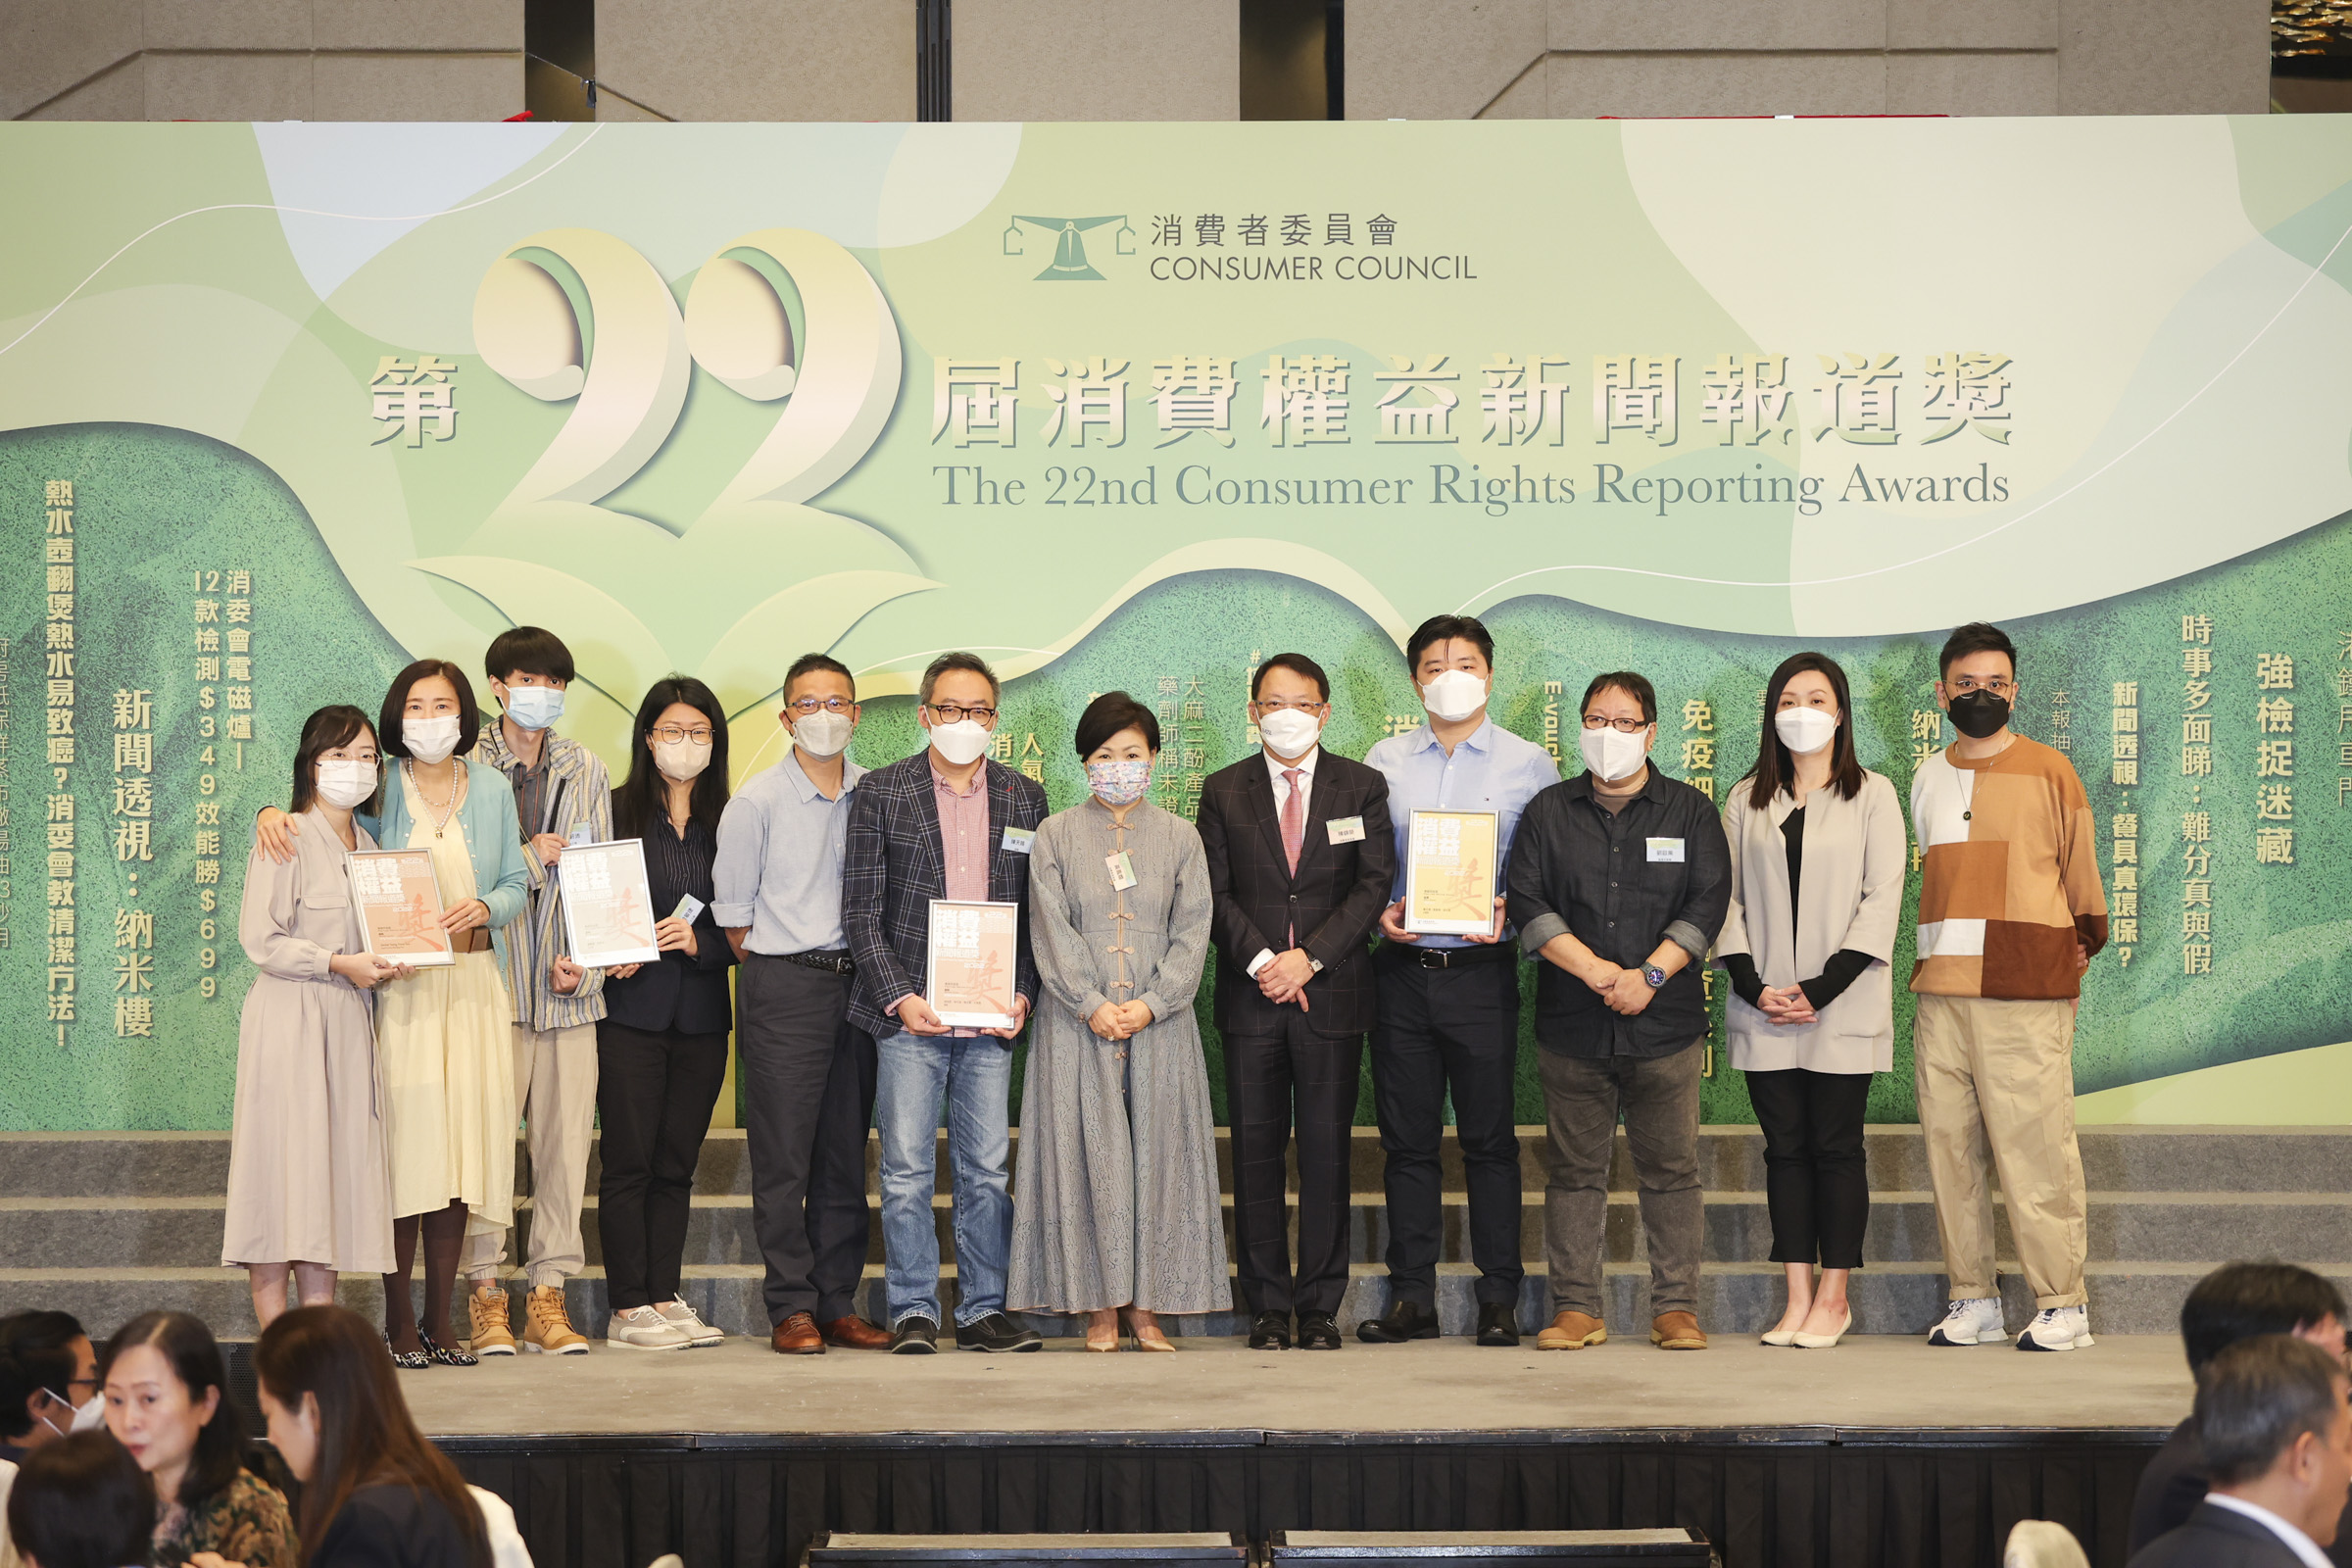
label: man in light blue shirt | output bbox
[712,653,890,1354]
[1357,614,1560,1348]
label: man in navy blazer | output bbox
[2131,1335,2352,1568]
[844,653,1049,1355]
[1196,652,1396,1351]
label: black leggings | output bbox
[596,1020,729,1310]
[1745,1068,1871,1270]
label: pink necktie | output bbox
[1280,768,1305,875]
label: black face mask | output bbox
[1947,690,2011,740]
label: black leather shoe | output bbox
[1477,1302,1521,1347]
[1297,1311,1343,1349]
[889,1316,938,1354]
[1248,1311,1292,1350]
[1357,1298,1441,1344]
[956,1312,1044,1352]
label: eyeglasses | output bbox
[652,726,714,746]
[926,704,998,724]
[1581,714,1650,733]
[1251,698,1328,714]
[787,697,856,715]
[1947,676,2016,696]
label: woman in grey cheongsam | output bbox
[1008,693,1228,1349]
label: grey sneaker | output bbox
[655,1296,725,1348]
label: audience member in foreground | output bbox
[5,1431,154,1568]
[2132,1263,2351,1566]
[2129,1334,2352,1568]
[100,1311,295,1568]
[0,1312,100,1463]
[250,1305,529,1568]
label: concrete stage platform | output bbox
[413,1336,2190,1568]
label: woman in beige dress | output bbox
[224,705,403,1330]
[359,662,530,1367]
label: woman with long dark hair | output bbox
[1716,653,1905,1349]
[100,1311,295,1568]
[226,706,401,1330]
[559,677,737,1350]
[251,1305,500,1568]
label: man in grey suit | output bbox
[2131,1335,2352,1568]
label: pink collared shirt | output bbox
[933,761,991,905]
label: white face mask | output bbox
[1774,707,1838,757]
[404,713,462,764]
[793,710,854,759]
[654,738,711,781]
[927,718,993,767]
[1420,668,1489,724]
[1256,707,1322,760]
[1579,723,1649,783]
[315,760,376,809]
[42,1388,103,1438]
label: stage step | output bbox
[0,1127,2342,1344]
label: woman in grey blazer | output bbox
[1717,653,1905,1349]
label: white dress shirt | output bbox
[2206,1494,2336,1568]
[1247,745,1321,976]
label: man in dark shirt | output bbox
[2131,1262,2350,1565]
[1506,670,1730,1353]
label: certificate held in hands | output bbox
[559,839,662,968]
[927,900,1019,1029]
[344,848,456,965]
[1403,809,1501,936]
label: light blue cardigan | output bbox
[360,758,532,968]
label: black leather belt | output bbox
[776,950,855,974]
[1383,941,1513,969]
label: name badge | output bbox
[670,894,706,924]
[1646,837,1685,863]
[1002,826,1037,856]
[567,823,593,847]
[1327,815,1366,845]
[1106,851,1138,891]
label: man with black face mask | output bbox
[1910,622,2108,1354]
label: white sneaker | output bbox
[1928,1298,2008,1346]
[2016,1305,2094,1352]
[606,1305,692,1351]
[655,1296,725,1348]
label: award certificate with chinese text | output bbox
[558,838,662,968]
[1403,809,1500,936]
[926,899,1019,1029]
[343,848,456,965]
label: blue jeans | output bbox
[874,1029,1014,1328]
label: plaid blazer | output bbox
[843,752,1050,1037]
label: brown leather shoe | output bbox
[1535,1309,1608,1350]
[820,1314,893,1350]
[1650,1310,1708,1349]
[770,1311,825,1354]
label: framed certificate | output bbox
[926,899,1019,1029]
[1403,809,1501,936]
[557,838,662,968]
[343,848,456,966]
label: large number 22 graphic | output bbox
[443,227,930,712]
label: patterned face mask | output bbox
[1087,757,1153,807]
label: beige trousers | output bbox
[462,1022,600,1290]
[1911,993,2088,1308]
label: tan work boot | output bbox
[466,1285,516,1356]
[1650,1310,1708,1349]
[1535,1310,1608,1350]
[523,1285,590,1355]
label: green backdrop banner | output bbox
[4,119,2350,1130]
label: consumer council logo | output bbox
[1003,214,1136,280]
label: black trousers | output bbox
[594,1019,730,1310]
[1745,1067,1871,1270]
[738,956,879,1325]
[1224,1007,1362,1317]
[1369,952,1523,1307]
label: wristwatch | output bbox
[1308,956,1326,975]
[1642,963,1668,989]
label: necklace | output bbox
[407,760,460,839]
